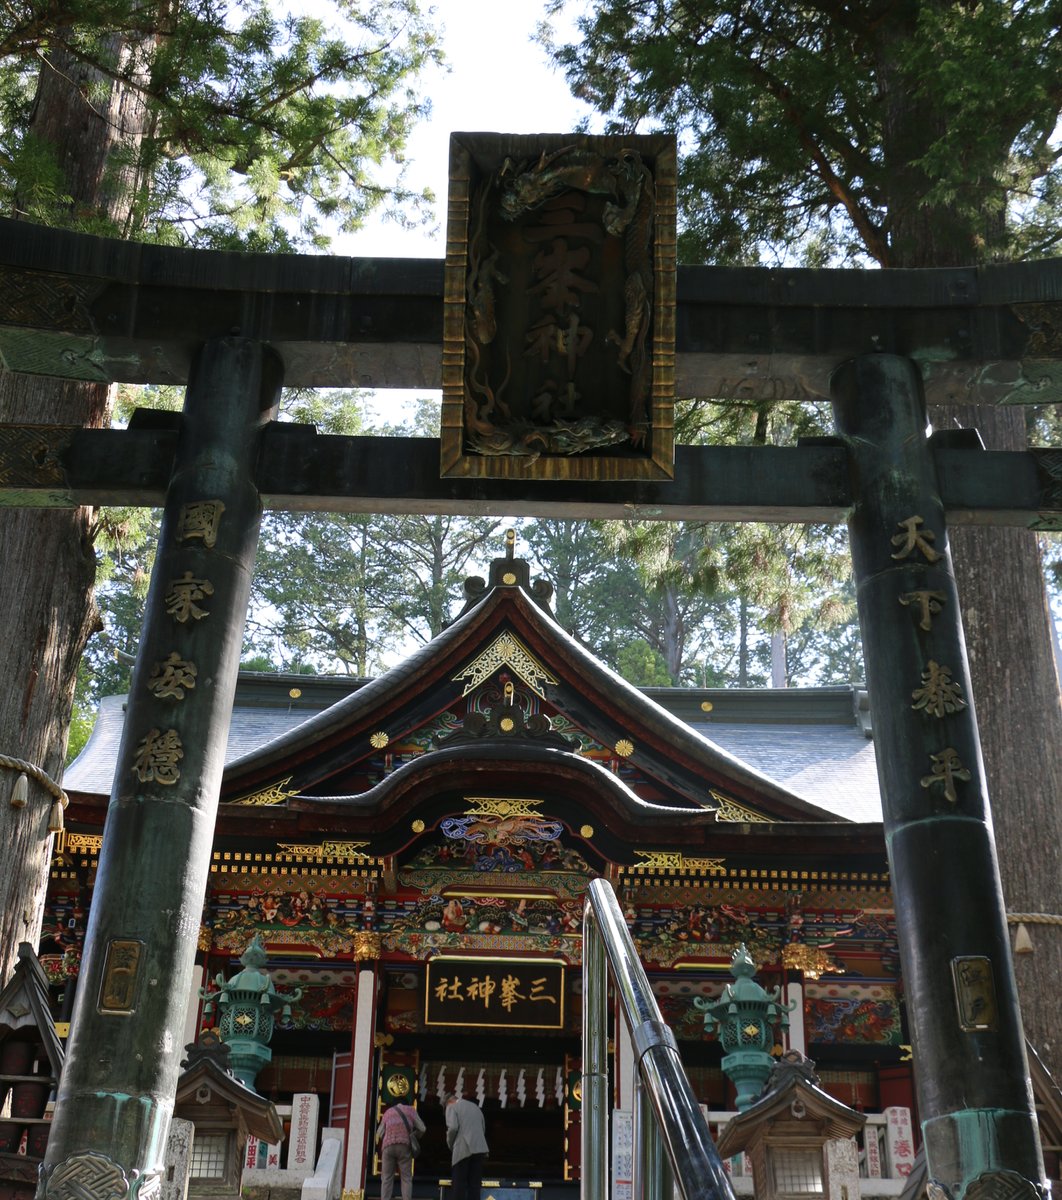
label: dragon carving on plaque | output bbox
[442,133,676,481]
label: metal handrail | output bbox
[581,877,736,1200]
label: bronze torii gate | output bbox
[1,214,1059,1200]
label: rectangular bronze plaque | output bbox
[951,955,998,1031]
[426,956,565,1030]
[442,132,676,481]
[98,938,144,1015]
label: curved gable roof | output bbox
[221,569,839,823]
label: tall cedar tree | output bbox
[0,0,440,983]
[549,0,1062,1078]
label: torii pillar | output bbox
[832,354,1045,1198]
[38,338,282,1200]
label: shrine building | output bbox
[52,541,924,1194]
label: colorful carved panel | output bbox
[399,831,593,901]
[284,984,355,1032]
[377,893,583,962]
[208,881,370,956]
[655,988,728,1042]
[805,984,903,1046]
[619,884,898,973]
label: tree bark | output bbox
[0,377,108,985]
[933,401,1062,1082]
[21,35,151,229]
[0,33,150,983]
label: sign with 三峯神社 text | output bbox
[425,957,565,1030]
[442,132,676,483]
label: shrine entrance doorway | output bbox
[375,1031,581,1187]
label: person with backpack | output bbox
[375,1096,426,1200]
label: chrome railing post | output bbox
[583,878,736,1200]
[582,893,609,1200]
[634,1073,671,1200]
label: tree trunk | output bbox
[659,586,685,683]
[20,35,152,230]
[875,15,1010,270]
[933,401,1062,1082]
[0,34,150,983]
[872,14,1062,1084]
[770,630,787,688]
[0,377,108,985]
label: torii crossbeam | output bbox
[0,216,1057,1200]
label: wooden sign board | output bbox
[425,956,565,1030]
[442,132,677,481]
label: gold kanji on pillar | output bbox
[889,515,943,563]
[920,747,971,804]
[899,589,945,631]
[147,652,198,700]
[132,727,184,785]
[165,572,214,622]
[176,499,226,548]
[911,660,967,718]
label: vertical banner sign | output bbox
[611,1109,633,1200]
[864,1124,883,1178]
[884,1107,916,1179]
[287,1093,319,1171]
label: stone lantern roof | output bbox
[715,1050,865,1160]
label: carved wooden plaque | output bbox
[442,132,676,481]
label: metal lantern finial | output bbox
[198,935,301,1091]
[696,943,796,1110]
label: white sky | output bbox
[339,0,595,259]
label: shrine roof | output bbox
[66,591,883,822]
[695,722,880,824]
[212,568,848,820]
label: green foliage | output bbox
[541,0,1062,676]
[245,398,502,672]
[615,638,672,687]
[0,0,442,247]
[239,653,316,675]
[544,0,1062,268]
[519,519,644,656]
[66,660,99,764]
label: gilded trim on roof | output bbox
[55,831,103,856]
[232,776,299,806]
[276,840,372,863]
[627,851,727,875]
[710,791,770,824]
[452,632,558,698]
[462,797,545,818]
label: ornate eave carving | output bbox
[452,631,557,698]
